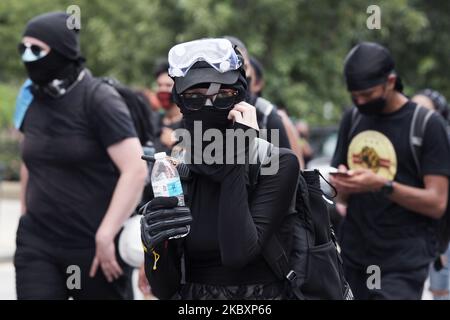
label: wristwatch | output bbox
[381,180,394,196]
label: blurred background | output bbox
[0,0,448,299]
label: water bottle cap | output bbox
[154,152,167,160]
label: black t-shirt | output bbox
[331,101,450,271]
[20,70,137,247]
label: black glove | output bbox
[140,197,192,252]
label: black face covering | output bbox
[353,85,388,116]
[22,12,84,91]
[183,109,232,133]
[353,96,387,116]
[23,12,82,62]
[24,50,75,85]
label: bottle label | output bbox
[152,178,185,206]
[167,179,183,197]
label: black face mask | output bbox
[353,88,388,116]
[24,50,74,86]
[183,108,232,133]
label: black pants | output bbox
[14,217,133,300]
[344,264,429,300]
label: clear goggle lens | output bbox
[168,38,241,78]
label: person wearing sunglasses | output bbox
[140,38,300,300]
[14,12,148,300]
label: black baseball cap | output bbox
[174,61,240,94]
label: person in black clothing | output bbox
[249,56,265,97]
[140,38,299,300]
[224,36,291,150]
[14,12,148,300]
[247,54,304,167]
[330,42,450,300]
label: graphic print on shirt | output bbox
[347,130,397,180]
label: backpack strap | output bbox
[255,97,274,130]
[262,233,305,300]
[347,107,362,142]
[410,105,434,177]
[83,77,107,130]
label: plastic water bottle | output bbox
[151,152,185,206]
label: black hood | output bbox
[23,11,84,62]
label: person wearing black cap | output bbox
[140,38,299,300]
[330,42,450,299]
[14,12,148,299]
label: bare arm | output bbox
[388,175,448,219]
[96,137,148,241]
[332,168,448,219]
[90,137,148,282]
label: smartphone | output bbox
[329,171,351,178]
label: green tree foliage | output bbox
[0,0,448,126]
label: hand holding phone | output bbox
[329,171,351,178]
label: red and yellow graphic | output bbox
[347,130,397,180]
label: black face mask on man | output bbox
[352,86,388,116]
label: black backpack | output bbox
[348,105,450,255]
[86,77,157,146]
[179,160,353,300]
[257,169,353,300]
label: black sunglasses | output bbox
[180,90,239,111]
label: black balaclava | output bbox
[173,61,248,133]
[22,12,84,87]
[172,60,248,178]
[344,42,403,115]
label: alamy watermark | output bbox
[66,265,81,290]
[66,5,81,30]
[367,5,381,30]
[366,265,381,290]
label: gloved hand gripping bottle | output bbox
[150,152,188,239]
